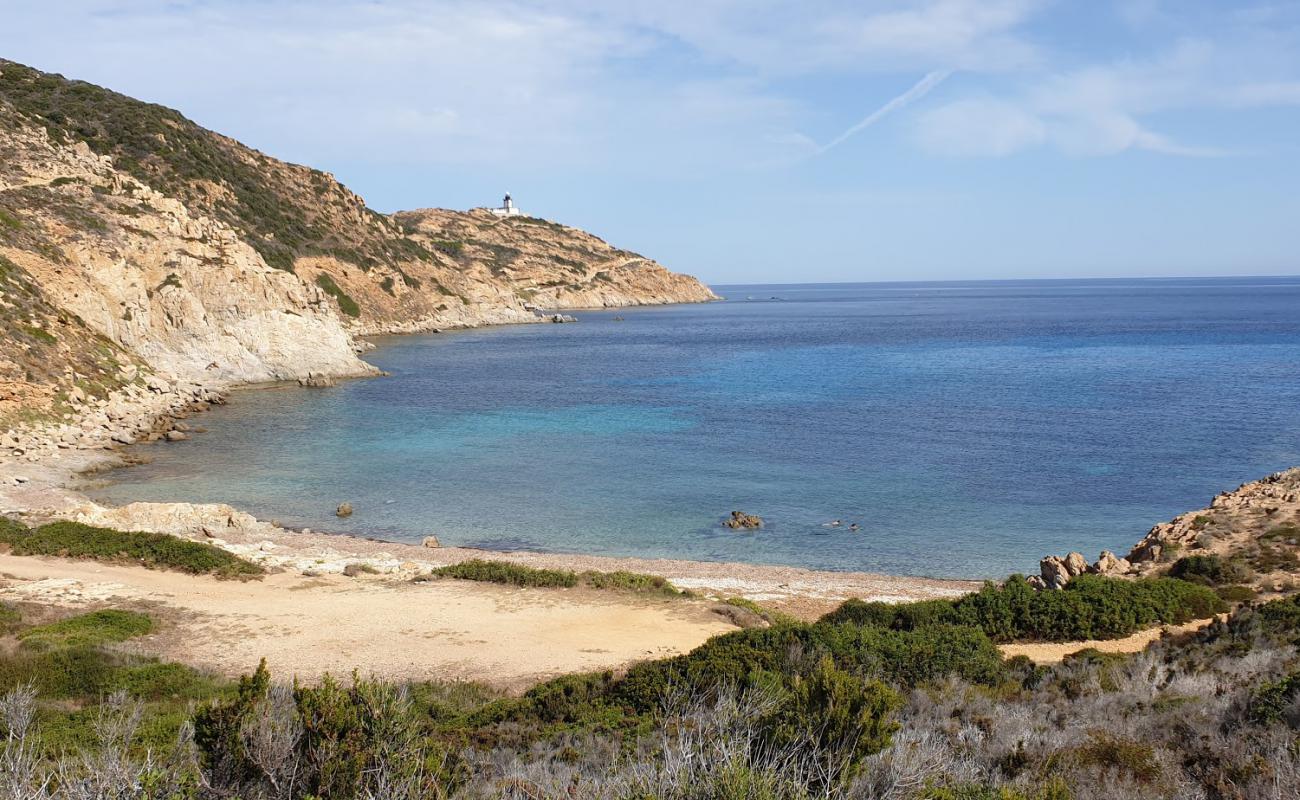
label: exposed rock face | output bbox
[0,59,715,436]
[1034,468,1300,590]
[723,511,763,530]
[1124,468,1300,580]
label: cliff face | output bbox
[0,59,715,431]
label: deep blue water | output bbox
[92,278,1300,578]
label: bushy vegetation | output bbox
[823,574,1225,643]
[314,272,361,318]
[1169,553,1253,586]
[17,609,152,651]
[0,552,1292,800]
[0,518,264,578]
[428,559,688,596]
[0,59,437,276]
[8,592,1300,797]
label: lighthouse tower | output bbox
[487,192,523,217]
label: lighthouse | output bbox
[487,192,523,217]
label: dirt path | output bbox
[999,616,1221,664]
[0,554,736,691]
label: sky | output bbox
[3,1,1300,284]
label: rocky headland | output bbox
[0,58,715,443]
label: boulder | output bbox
[723,511,763,530]
[165,430,188,442]
[1093,550,1131,575]
[1064,552,1089,577]
[1039,556,1071,589]
[336,502,353,518]
[421,535,441,549]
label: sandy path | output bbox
[998,616,1221,664]
[0,555,736,690]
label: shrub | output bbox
[17,609,152,651]
[580,569,687,596]
[430,560,688,596]
[1169,554,1252,586]
[431,559,578,588]
[314,272,361,318]
[723,596,801,627]
[823,574,1225,643]
[0,520,264,577]
[1216,585,1257,603]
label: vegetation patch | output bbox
[314,272,361,318]
[428,559,687,596]
[822,574,1225,643]
[0,519,264,578]
[17,609,153,652]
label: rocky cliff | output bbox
[0,59,715,432]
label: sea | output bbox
[90,278,1300,579]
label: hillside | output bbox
[0,59,716,430]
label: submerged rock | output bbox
[723,511,763,530]
[336,502,353,518]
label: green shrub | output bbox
[1075,732,1162,782]
[0,601,20,634]
[431,559,578,588]
[314,273,361,318]
[18,609,152,651]
[430,560,687,596]
[1169,554,1252,586]
[1248,670,1300,724]
[823,575,1225,643]
[0,520,264,578]
[580,569,687,596]
[723,596,801,627]
[1216,585,1257,603]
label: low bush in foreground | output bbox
[823,574,1225,643]
[0,519,264,578]
[429,559,687,595]
[17,609,152,651]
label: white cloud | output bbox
[914,30,1300,158]
[915,97,1045,156]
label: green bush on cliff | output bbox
[0,520,264,578]
[822,574,1225,643]
[314,272,361,317]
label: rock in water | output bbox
[723,511,763,530]
[336,502,353,518]
[421,535,441,548]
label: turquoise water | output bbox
[92,278,1300,578]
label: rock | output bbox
[145,376,171,394]
[722,511,763,530]
[1063,552,1089,577]
[336,502,353,518]
[164,430,188,442]
[1026,575,1048,591]
[421,535,441,548]
[399,560,419,571]
[298,373,337,388]
[342,562,375,578]
[1039,556,1071,589]
[1092,550,1131,575]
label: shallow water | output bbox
[92,278,1300,578]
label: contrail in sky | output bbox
[815,70,952,155]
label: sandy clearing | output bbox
[998,616,1222,664]
[0,554,736,691]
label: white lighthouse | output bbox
[487,192,523,217]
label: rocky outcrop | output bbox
[723,511,763,530]
[1033,468,1300,590]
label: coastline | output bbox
[0,367,978,623]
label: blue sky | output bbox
[4,1,1300,283]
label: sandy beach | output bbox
[0,437,979,687]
